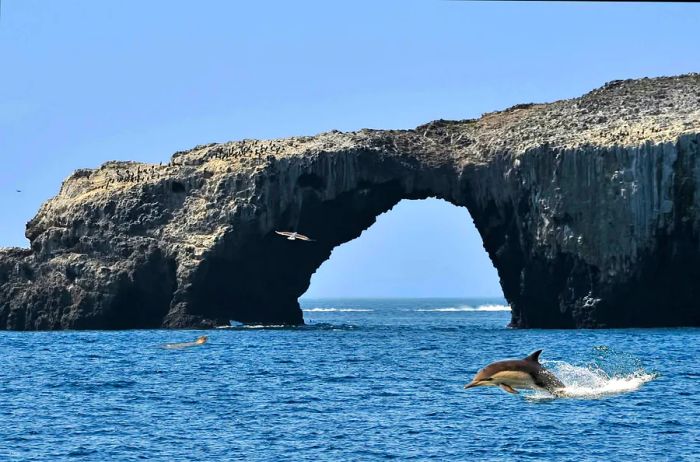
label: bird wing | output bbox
[297,234,315,241]
[275,231,292,237]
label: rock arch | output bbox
[1,74,700,329]
[165,148,506,327]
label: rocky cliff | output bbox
[2,74,700,330]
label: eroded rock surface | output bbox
[2,74,700,329]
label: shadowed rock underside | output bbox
[2,74,700,330]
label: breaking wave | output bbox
[303,308,373,312]
[526,347,658,401]
[216,322,357,331]
[216,324,290,330]
[416,304,511,312]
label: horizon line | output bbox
[299,295,507,300]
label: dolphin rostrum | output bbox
[464,350,565,395]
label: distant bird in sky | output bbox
[16,189,21,193]
[275,231,315,242]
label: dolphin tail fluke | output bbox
[525,349,543,363]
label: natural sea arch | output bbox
[4,75,700,330]
[155,138,658,331]
[301,198,503,300]
[178,149,541,329]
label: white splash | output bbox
[303,308,373,312]
[241,324,289,329]
[526,361,657,401]
[416,304,511,312]
[215,323,289,329]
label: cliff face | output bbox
[1,74,700,330]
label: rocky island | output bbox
[1,74,699,330]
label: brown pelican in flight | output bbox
[275,231,315,241]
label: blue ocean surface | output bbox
[1,297,699,461]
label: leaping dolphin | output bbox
[464,350,565,395]
[275,231,315,241]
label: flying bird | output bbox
[464,350,565,395]
[275,231,315,242]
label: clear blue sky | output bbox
[1,1,697,297]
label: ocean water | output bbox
[1,297,699,461]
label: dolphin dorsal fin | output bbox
[525,349,543,363]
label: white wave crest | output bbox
[215,324,289,329]
[241,324,289,329]
[526,361,657,401]
[303,308,373,312]
[416,304,511,312]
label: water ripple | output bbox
[0,299,698,460]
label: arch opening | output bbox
[301,198,504,301]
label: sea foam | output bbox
[303,308,373,312]
[526,360,657,401]
[416,304,511,312]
